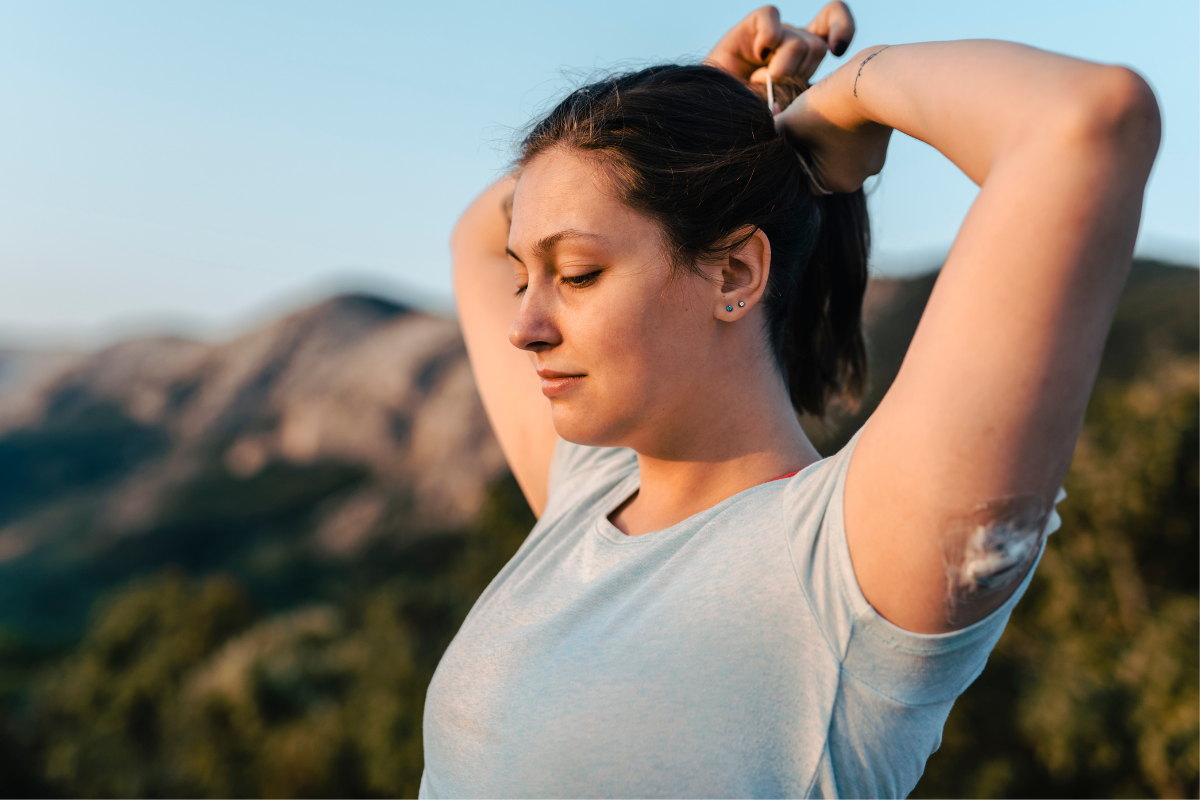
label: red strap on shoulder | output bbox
[771,470,799,482]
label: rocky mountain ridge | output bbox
[0,295,505,635]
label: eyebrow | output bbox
[506,229,603,264]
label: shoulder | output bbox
[783,425,1064,707]
[544,438,638,516]
[776,428,864,542]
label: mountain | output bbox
[0,261,1193,641]
[0,295,505,638]
[808,258,1200,451]
[0,260,1193,799]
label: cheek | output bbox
[569,292,649,388]
[573,281,707,404]
[549,265,712,445]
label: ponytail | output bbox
[783,190,870,416]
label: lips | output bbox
[536,367,585,398]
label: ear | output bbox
[712,227,771,322]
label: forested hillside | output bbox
[0,260,1194,798]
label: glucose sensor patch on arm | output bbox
[941,489,1066,623]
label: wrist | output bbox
[836,44,894,125]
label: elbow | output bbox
[449,208,479,282]
[449,177,518,277]
[1060,66,1161,168]
[1098,67,1161,159]
[449,214,470,263]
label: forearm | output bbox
[451,175,557,517]
[820,40,1159,186]
[451,175,517,276]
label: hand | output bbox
[774,50,893,193]
[705,3,856,109]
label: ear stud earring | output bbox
[726,305,733,312]
[738,301,745,307]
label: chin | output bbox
[549,401,634,449]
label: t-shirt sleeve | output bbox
[784,426,1065,706]
[544,438,638,513]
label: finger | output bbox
[770,27,828,83]
[797,32,829,78]
[748,5,785,66]
[764,33,808,82]
[705,5,784,79]
[805,1,856,57]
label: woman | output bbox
[421,4,1160,797]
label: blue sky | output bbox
[1,0,1196,344]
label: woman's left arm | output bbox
[778,41,1160,634]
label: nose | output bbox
[508,284,562,353]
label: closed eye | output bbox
[561,271,601,288]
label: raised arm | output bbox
[778,42,1161,633]
[452,175,559,516]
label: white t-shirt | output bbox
[420,428,1062,798]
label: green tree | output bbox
[914,357,1199,798]
[169,597,424,798]
[35,571,254,797]
[26,475,534,799]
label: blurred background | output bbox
[0,1,1195,797]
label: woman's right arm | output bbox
[452,176,559,516]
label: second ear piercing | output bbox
[738,301,745,307]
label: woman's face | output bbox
[507,148,725,451]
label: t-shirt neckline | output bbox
[593,458,826,545]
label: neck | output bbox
[609,368,821,537]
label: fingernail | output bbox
[760,47,772,62]
[833,40,848,57]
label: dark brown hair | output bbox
[517,64,868,417]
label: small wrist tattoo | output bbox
[853,45,891,98]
